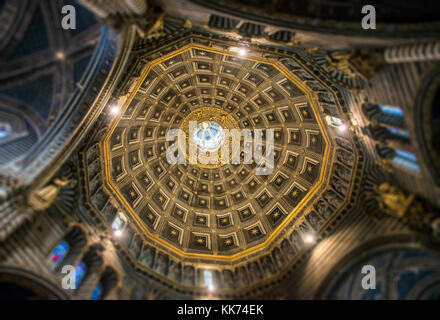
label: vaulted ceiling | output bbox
[0,0,100,166]
[82,31,364,294]
[1,0,438,301]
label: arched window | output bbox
[203,269,214,290]
[53,227,87,273]
[386,127,409,138]
[91,267,118,300]
[379,105,404,117]
[378,105,404,126]
[0,122,12,140]
[74,261,87,289]
[376,145,420,174]
[48,240,70,270]
[392,149,420,173]
[367,125,410,142]
[111,212,126,231]
[362,103,404,127]
[67,245,104,297]
[323,246,440,299]
[90,283,103,300]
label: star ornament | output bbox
[251,228,259,235]
[195,237,206,246]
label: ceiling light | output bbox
[229,47,247,56]
[305,234,316,244]
[55,51,65,60]
[110,104,119,115]
[338,124,347,132]
[114,229,122,237]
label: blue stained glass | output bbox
[74,262,87,288]
[387,127,409,137]
[0,122,12,139]
[111,214,124,230]
[90,283,103,300]
[395,149,418,163]
[379,105,404,117]
[393,157,420,173]
[48,240,70,269]
[391,149,420,173]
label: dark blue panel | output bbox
[8,4,49,61]
[396,270,433,300]
[64,0,98,37]
[0,74,53,120]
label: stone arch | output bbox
[0,265,71,300]
[316,235,440,300]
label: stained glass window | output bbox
[378,105,404,126]
[48,240,70,270]
[90,283,103,300]
[387,127,409,138]
[111,213,125,230]
[0,122,12,140]
[393,149,420,173]
[203,269,214,289]
[379,105,404,117]
[395,149,418,162]
[74,261,87,289]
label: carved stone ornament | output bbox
[28,177,77,212]
[374,182,415,218]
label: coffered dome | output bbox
[2,0,439,303]
[83,32,361,292]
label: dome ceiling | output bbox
[83,33,362,293]
[103,44,330,260]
